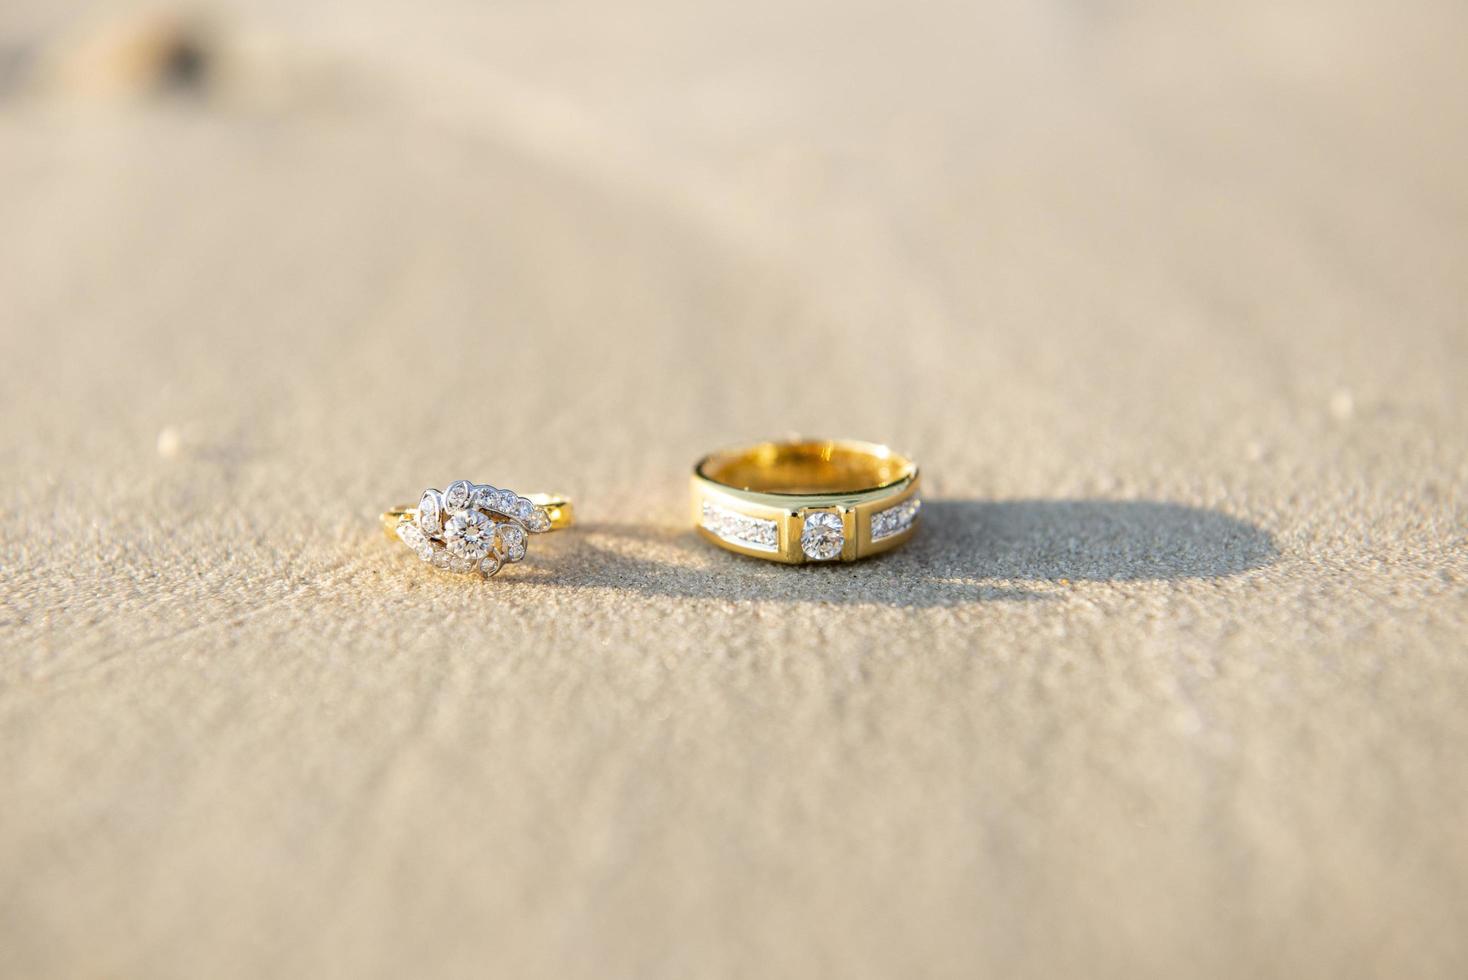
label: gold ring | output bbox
[381,480,574,578]
[691,438,920,563]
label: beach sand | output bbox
[2,2,1466,976]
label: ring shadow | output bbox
[522,500,1277,608]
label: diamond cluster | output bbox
[700,500,778,552]
[871,496,921,541]
[396,479,551,577]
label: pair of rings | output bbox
[381,438,920,578]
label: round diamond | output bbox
[800,512,845,561]
[418,489,443,535]
[444,509,494,560]
[495,489,517,514]
[473,485,497,509]
[444,480,474,514]
[515,498,534,521]
[397,522,426,550]
[398,524,436,563]
[497,523,527,562]
[480,554,503,577]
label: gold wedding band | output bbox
[691,438,921,563]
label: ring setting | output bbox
[382,479,572,577]
[692,439,920,564]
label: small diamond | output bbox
[871,497,921,541]
[444,509,494,560]
[515,498,534,521]
[480,554,503,577]
[700,500,779,552]
[497,523,527,561]
[418,490,443,535]
[495,489,517,514]
[473,485,497,509]
[526,508,551,532]
[431,550,453,569]
[397,522,437,563]
[396,522,426,550]
[800,512,845,561]
[444,480,474,514]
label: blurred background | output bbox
[2,1,1466,978]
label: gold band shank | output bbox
[697,439,915,495]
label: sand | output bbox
[2,1,1466,977]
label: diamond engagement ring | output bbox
[381,480,574,578]
[692,439,920,563]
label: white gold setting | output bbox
[700,500,779,553]
[393,479,555,577]
[871,496,921,542]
